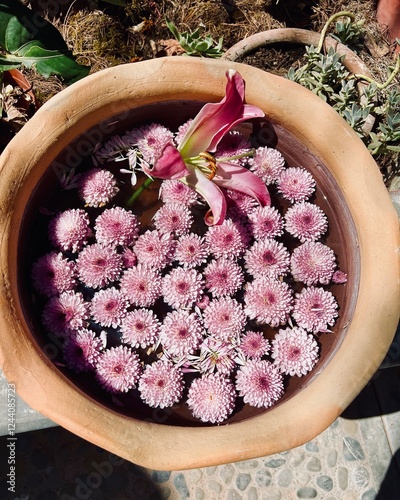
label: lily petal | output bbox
[142,143,190,179]
[179,70,264,158]
[181,166,227,225]
[213,161,271,206]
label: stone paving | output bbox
[0,360,399,499]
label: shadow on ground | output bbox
[0,426,167,500]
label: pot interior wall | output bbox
[18,100,359,427]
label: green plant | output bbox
[166,19,223,58]
[0,1,90,84]
[286,11,400,181]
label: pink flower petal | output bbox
[142,143,189,179]
[214,160,271,207]
[179,70,264,157]
[183,166,227,225]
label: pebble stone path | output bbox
[1,357,399,499]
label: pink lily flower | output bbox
[142,69,271,225]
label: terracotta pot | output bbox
[222,27,376,134]
[0,57,398,470]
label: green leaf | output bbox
[0,0,90,83]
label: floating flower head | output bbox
[48,208,91,253]
[162,267,204,309]
[249,147,285,184]
[42,291,90,337]
[76,244,122,289]
[138,361,184,408]
[239,331,270,360]
[95,345,142,393]
[90,287,129,328]
[95,207,139,247]
[204,257,244,297]
[236,360,284,408]
[78,168,119,207]
[120,265,162,307]
[134,230,174,270]
[271,327,319,376]
[277,167,316,203]
[196,337,237,375]
[248,205,284,240]
[284,201,328,242]
[244,277,293,327]
[159,310,204,358]
[141,70,270,225]
[63,328,104,373]
[174,233,209,268]
[293,286,338,333]
[187,373,236,423]
[203,296,247,341]
[120,308,161,349]
[205,218,245,258]
[32,252,76,297]
[290,241,336,286]
[244,239,290,279]
[159,179,199,207]
[153,202,193,236]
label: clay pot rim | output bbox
[0,57,398,470]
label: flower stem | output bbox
[352,54,400,90]
[127,177,154,206]
[316,11,356,53]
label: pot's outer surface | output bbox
[0,57,398,470]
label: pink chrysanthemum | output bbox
[78,168,119,207]
[215,131,252,164]
[290,241,336,286]
[138,361,184,408]
[120,308,161,348]
[244,239,290,279]
[42,291,90,336]
[121,247,137,268]
[292,286,338,333]
[249,147,285,184]
[153,203,193,236]
[174,233,209,268]
[277,167,316,203]
[205,219,245,259]
[48,209,92,253]
[76,244,122,289]
[32,252,76,297]
[248,206,284,240]
[196,337,237,375]
[160,310,204,357]
[204,258,244,297]
[272,326,319,376]
[159,179,199,207]
[239,331,270,360]
[203,297,247,341]
[120,265,162,307]
[95,345,141,393]
[284,202,328,242]
[235,360,284,408]
[162,268,203,309]
[123,123,174,164]
[134,230,174,270]
[244,277,293,327]
[226,189,259,220]
[186,373,236,423]
[174,119,193,146]
[95,207,139,247]
[63,328,104,373]
[90,287,128,328]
